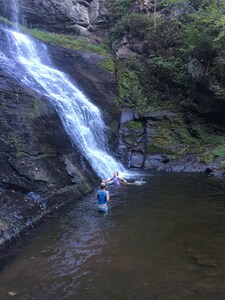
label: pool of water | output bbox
[1,172,225,300]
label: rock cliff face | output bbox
[0,72,97,247]
[0,0,110,35]
[0,25,117,248]
[110,2,225,177]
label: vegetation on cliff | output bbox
[109,0,225,110]
[0,16,108,55]
[107,0,225,169]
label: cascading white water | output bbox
[3,1,126,179]
[8,30,125,179]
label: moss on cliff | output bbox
[146,116,197,156]
[0,17,108,55]
[116,58,150,116]
[99,58,115,72]
[24,28,108,55]
[108,1,225,168]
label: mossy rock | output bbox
[126,120,144,131]
[151,117,196,148]
[200,145,225,164]
[121,120,145,148]
[146,144,174,155]
[99,58,115,72]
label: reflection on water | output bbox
[1,172,225,299]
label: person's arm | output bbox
[106,191,110,201]
[104,177,113,183]
[119,176,127,183]
[95,192,98,200]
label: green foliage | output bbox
[121,13,154,40]
[99,58,115,72]
[179,3,225,80]
[108,22,125,41]
[161,0,188,7]
[22,28,108,55]
[109,13,154,43]
[110,0,225,108]
[190,125,225,163]
[116,58,150,116]
[0,16,12,26]
[147,56,188,86]
[113,0,133,18]
[201,145,225,164]
[108,0,225,161]
[126,120,144,131]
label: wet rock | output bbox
[157,155,209,173]
[144,154,171,169]
[47,45,118,125]
[120,108,139,124]
[116,46,136,59]
[146,110,178,121]
[130,152,144,168]
[118,114,145,168]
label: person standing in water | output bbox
[96,181,110,213]
[104,171,127,187]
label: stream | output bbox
[0,172,225,300]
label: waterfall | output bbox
[10,0,19,30]
[3,2,126,179]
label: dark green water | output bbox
[1,172,225,300]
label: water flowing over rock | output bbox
[0,54,98,247]
[0,7,120,245]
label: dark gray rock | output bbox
[130,152,144,168]
[118,117,145,167]
[146,110,178,121]
[120,108,139,124]
[144,154,171,169]
[187,59,205,82]
[46,44,117,121]
[0,0,111,35]
[0,73,98,247]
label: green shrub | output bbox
[147,56,188,86]
[122,13,154,40]
[113,0,133,18]
[99,58,115,72]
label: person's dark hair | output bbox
[116,172,119,176]
[100,182,106,189]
